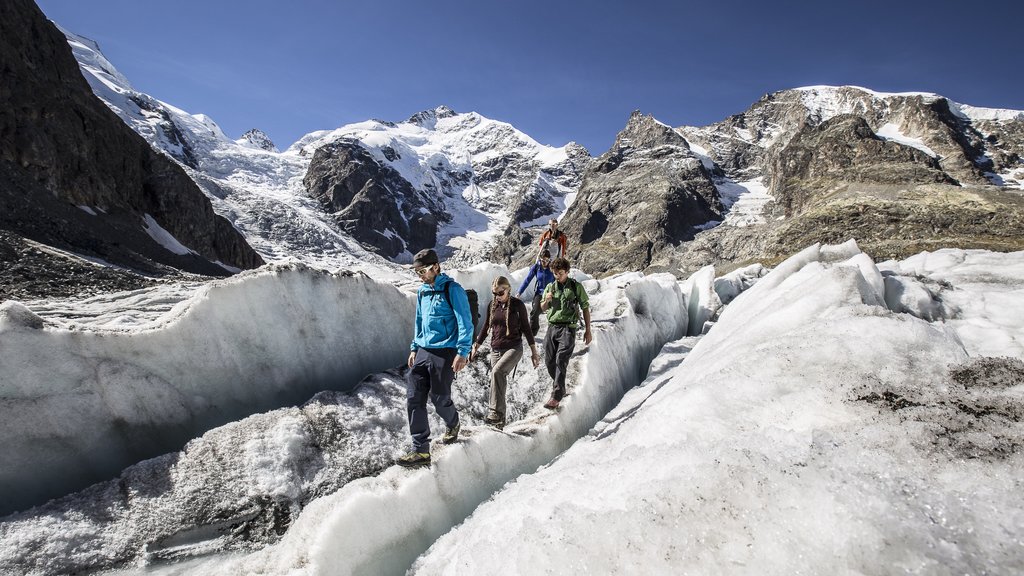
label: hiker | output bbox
[470,276,541,429]
[539,257,592,409]
[516,249,556,336]
[537,218,567,260]
[397,248,473,468]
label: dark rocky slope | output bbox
[0,0,263,299]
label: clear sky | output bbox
[36,0,1024,155]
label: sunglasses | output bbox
[414,265,433,276]
[492,289,508,296]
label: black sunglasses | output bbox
[492,290,507,296]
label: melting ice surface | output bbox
[1,242,1023,575]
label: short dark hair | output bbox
[540,249,551,258]
[550,257,570,272]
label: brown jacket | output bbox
[475,297,535,351]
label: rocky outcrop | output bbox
[770,114,956,216]
[0,0,263,281]
[303,139,443,257]
[555,112,723,275]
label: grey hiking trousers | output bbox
[407,347,460,453]
[487,346,523,421]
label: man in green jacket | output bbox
[539,257,592,409]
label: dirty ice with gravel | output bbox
[1,240,1023,576]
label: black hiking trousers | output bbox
[407,347,460,453]
[530,293,543,336]
[544,323,576,401]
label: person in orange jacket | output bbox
[537,218,567,260]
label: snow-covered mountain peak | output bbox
[237,128,278,152]
[405,105,458,129]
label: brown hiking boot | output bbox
[543,398,560,410]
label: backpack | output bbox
[419,282,480,334]
[542,229,565,257]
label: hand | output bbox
[453,355,469,373]
[407,351,416,369]
[583,327,593,345]
[531,352,540,368]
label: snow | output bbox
[948,102,1024,123]
[718,176,773,227]
[3,243,1023,575]
[795,85,1024,127]
[875,123,939,157]
[142,214,195,255]
[684,138,773,228]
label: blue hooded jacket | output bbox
[517,261,555,298]
[411,273,474,357]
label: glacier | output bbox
[2,242,1022,575]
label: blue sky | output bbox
[37,0,1023,155]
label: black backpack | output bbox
[419,282,480,334]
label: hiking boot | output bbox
[443,423,461,444]
[485,415,505,430]
[396,451,431,468]
[544,398,560,410]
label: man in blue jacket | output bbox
[397,248,473,468]
[516,249,555,336]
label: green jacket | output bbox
[543,278,589,325]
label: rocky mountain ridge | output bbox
[533,85,1024,276]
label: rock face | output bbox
[0,0,263,286]
[551,111,723,275]
[770,114,956,216]
[303,139,443,257]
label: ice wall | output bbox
[0,264,415,516]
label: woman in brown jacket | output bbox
[470,276,541,428]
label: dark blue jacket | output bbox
[517,262,555,298]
